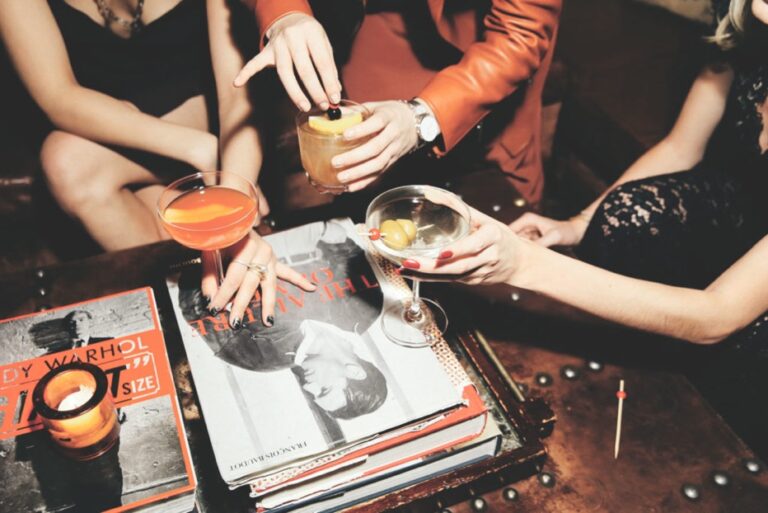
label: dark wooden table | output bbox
[2,237,767,513]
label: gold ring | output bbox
[247,262,268,280]
[233,260,268,279]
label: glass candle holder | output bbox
[33,362,120,461]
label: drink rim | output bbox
[296,99,372,139]
[365,184,472,258]
[157,171,259,232]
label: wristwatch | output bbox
[405,99,441,150]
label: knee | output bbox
[40,132,111,211]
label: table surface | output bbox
[2,179,767,513]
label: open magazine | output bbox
[166,219,469,488]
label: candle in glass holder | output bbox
[33,362,120,461]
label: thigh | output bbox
[576,170,761,288]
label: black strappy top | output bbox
[48,0,214,117]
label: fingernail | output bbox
[209,306,220,316]
[320,101,329,110]
[395,266,403,275]
[337,172,348,182]
[231,317,242,330]
[332,159,342,169]
[266,315,275,327]
[300,101,311,112]
[331,93,341,103]
[438,250,453,260]
[402,259,420,270]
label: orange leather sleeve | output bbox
[419,0,562,154]
[247,0,314,49]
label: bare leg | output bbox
[41,96,209,251]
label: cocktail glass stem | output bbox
[212,249,225,285]
[404,280,425,323]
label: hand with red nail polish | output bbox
[400,206,525,287]
[402,259,420,270]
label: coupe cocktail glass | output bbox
[296,100,371,194]
[157,171,258,283]
[366,185,471,348]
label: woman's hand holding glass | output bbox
[333,101,419,192]
[202,232,317,329]
[403,207,523,286]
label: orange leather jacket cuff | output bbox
[253,0,314,49]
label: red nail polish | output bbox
[438,250,453,259]
[402,259,420,270]
[395,267,403,275]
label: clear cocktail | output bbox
[366,185,471,348]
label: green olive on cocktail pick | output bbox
[396,219,417,242]
[380,219,409,251]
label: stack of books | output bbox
[0,288,197,513]
[166,219,502,512]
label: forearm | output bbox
[419,0,561,152]
[48,86,214,166]
[514,241,732,343]
[218,98,262,182]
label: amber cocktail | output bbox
[296,100,371,194]
[158,172,258,282]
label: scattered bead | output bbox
[711,471,730,487]
[511,292,521,302]
[369,228,381,241]
[587,360,604,372]
[514,198,526,208]
[470,497,487,512]
[535,372,553,387]
[35,269,46,280]
[36,304,51,312]
[492,204,501,212]
[37,287,47,298]
[538,471,555,488]
[560,365,580,380]
[744,459,762,474]
[503,487,519,501]
[681,484,701,501]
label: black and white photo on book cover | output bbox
[167,219,464,486]
[0,289,194,513]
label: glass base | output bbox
[381,297,448,348]
[305,172,347,195]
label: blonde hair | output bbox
[710,0,751,50]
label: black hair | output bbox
[330,358,388,419]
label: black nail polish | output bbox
[266,315,275,327]
[231,318,242,330]
[209,306,220,316]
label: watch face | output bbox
[419,116,440,143]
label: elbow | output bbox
[685,319,743,346]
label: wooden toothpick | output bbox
[614,379,626,459]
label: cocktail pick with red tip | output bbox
[614,379,626,459]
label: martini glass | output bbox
[157,171,259,284]
[365,185,471,348]
[296,100,372,194]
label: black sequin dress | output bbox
[574,39,768,455]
